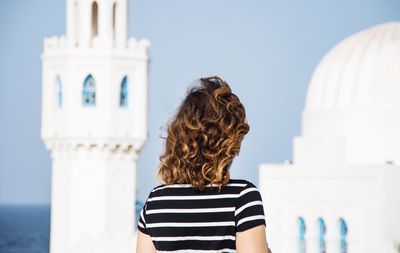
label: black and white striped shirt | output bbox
[137,179,266,253]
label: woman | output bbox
[136,76,271,253]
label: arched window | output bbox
[91,1,98,39]
[83,74,96,106]
[339,218,348,253]
[120,76,128,107]
[112,3,117,41]
[298,217,306,253]
[318,218,326,253]
[55,75,62,108]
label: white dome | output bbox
[294,22,400,166]
[306,22,400,110]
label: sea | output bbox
[0,202,144,253]
[0,205,50,253]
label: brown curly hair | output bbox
[157,76,250,191]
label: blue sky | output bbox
[1,0,400,204]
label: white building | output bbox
[260,22,400,253]
[40,0,149,252]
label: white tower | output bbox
[260,22,400,253]
[40,0,149,252]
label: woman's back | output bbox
[135,76,270,252]
[138,179,265,252]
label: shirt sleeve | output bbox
[235,182,266,233]
[137,202,149,235]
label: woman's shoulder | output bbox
[147,182,193,196]
[228,178,258,189]
[151,183,169,192]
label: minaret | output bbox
[40,0,149,252]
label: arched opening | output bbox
[112,2,117,41]
[91,1,98,39]
[83,74,96,106]
[298,217,306,253]
[339,218,348,253]
[318,218,326,253]
[120,76,128,107]
[55,75,62,108]
[74,1,79,47]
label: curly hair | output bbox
[157,76,250,191]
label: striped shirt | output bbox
[137,179,266,253]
